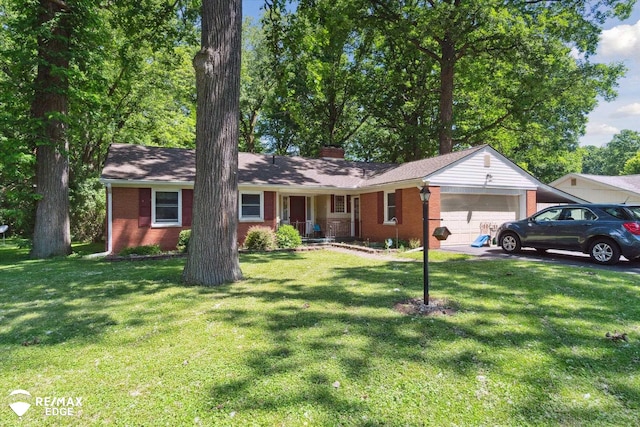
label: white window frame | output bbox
[384,190,397,224]
[333,195,346,213]
[152,188,182,227]
[239,191,264,221]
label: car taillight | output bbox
[623,222,640,235]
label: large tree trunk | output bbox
[31,0,72,258]
[182,0,243,285]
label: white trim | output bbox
[239,190,264,222]
[383,190,397,223]
[519,190,528,220]
[106,183,113,254]
[151,188,182,227]
[351,196,360,236]
[440,186,527,196]
[100,179,192,188]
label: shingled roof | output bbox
[573,174,640,195]
[100,143,397,188]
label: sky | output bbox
[581,5,640,147]
[242,1,640,148]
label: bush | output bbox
[118,244,163,257]
[177,229,191,253]
[70,178,106,242]
[409,238,421,249]
[244,226,276,251]
[276,224,302,249]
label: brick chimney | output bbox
[319,146,345,159]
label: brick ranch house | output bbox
[100,143,578,254]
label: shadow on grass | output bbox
[1,246,637,424]
[0,251,185,347]
[204,252,640,424]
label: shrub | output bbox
[276,224,302,249]
[409,238,421,249]
[177,229,191,253]
[244,226,276,251]
[70,178,106,242]
[118,244,163,257]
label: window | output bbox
[386,192,396,222]
[240,192,263,220]
[562,208,596,221]
[152,189,181,226]
[533,207,562,222]
[334,195,346,213]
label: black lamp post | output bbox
[420,184,431,306]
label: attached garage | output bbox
[440,193,522,246]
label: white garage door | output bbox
[440,194,519,246]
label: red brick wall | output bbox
[360,186,442,249]
[527,190,537,217]
[110,187,190,254]
[110,187,280,253]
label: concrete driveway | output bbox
[441,244,640,273]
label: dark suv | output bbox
[496,204,640,265]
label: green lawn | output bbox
[1,242,638,426]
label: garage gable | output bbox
[426,146,537,190]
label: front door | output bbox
[290,196,306,235]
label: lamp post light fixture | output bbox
[419,184,431,306]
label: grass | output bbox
[1,241,639,426]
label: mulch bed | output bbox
[393,297,457,316]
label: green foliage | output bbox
[275,224,302,248]
[601,130,640,175]
[580,145,607,175]
[409,238,421,249]
[244,226,277,251]
[118,244,163,257]
[623,152,640,175]
[177,229,191,253]
[69,178,105,242]
[258,0,628,177]
[0,0,200,240]
[581,130,640,176]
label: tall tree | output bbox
[30,0,74,258]
[262,0,370,156]
[183,0,243,285]
[601,130,640,175]
[1,0,200,243]
[239,17,271,153]
[367,0,632,155]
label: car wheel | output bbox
[500,232,521,254]
[588,239,621,265]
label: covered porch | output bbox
[278,193,360,240]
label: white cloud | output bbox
[616,102,640,116]
[586,122,620,136]
[598,20,640,60]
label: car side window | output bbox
[623,207,640,220]
[534,208,563,221]
[583,209,597,221]
[562,208,595,221]
[604,207,628,220]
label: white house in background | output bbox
[550,174,640,204]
